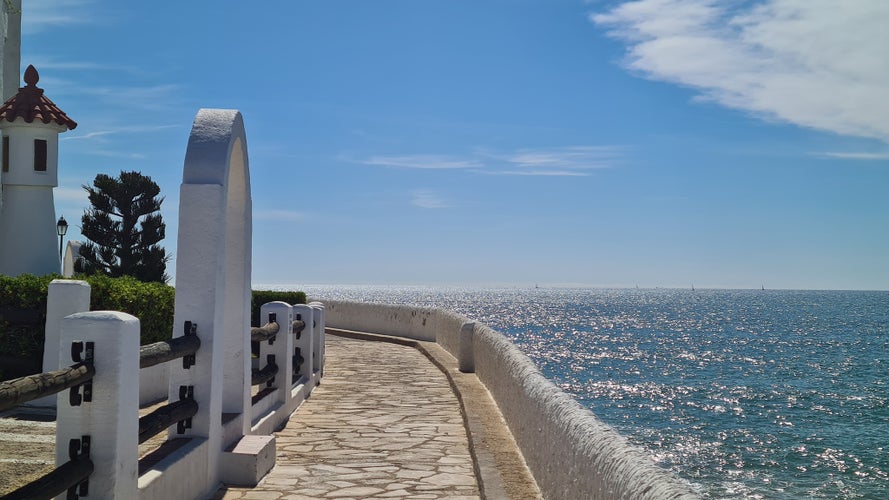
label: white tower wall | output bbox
[0,119,66,276]
[0,185,60,275]
[1,120,62,186]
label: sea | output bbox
[290,285,889,499]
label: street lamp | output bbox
[56,216,68,260]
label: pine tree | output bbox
[75,171,170,283]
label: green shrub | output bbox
[1,275,304,380]
[85,274,175,345]
[0,274,176,378]
[0,274,56,371]
[251,290,307,326]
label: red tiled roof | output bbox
[0,65,77,130]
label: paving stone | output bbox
[325,486,386,497]
[215,336,482,499]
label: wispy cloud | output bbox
[411,190,450,209]
[77,85,182,111]
[254,209,306,222]
[815,151,889,160]
[359,146,622,177]
[593,0,889,142]
[483,169,591,177]
[22,0,99,34]
[81,150,148,160]
[482,146,621,175]
[62,124,179,142]
[361,155,483,170]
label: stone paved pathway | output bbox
[213,336,480,499]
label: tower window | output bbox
[34,139,47,171]
[2,136,8,172]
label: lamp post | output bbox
[56,216,68,261]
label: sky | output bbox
[15,0,889,290]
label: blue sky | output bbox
[19,0,889,290]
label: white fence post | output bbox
[291,305,314,383]
[309,302,325,378]
[259,301,293,408]
[55,311,139,499]
[32,279,91,408]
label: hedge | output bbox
[251,290,307,326]
[0,274,305,380]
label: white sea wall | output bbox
[321,299,699,500]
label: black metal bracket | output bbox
[266,355,276,388]
[293,347,304,373]
[267,313,277,345]
[295,314,302,339]
[183,321,197,369]
[177,385,194,434]
[66,435,91,499]
[70,342,94,406]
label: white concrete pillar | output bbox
[458,322,476,373]
[55,311,139,499]
[309,302,325,376]
[291,305,314,382]
[1,0,22,102]
[259,301,293,407]
[171,109,253,493]
[31,279,91,408]
[167,183,226,459]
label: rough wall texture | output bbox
[322,300,699,500]
[321,300,438,342]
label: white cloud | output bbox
[485,146,621,172]
[360,146,621,176]
[411,190,450,209]
[78,85,182,111]
[815,151,889,160]
[362,155,482,170]
[593,0,889,142]
[81,150,148,160]
[484,169,591,177]
[21,0,98,34]
[62,124,179,142]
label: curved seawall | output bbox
[321,300,698,500]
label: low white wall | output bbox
[322,300,698,500]
[140,363,169,406]
[321,300,436,342]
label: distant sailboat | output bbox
[762,284,765,291]
[691,284,695,291]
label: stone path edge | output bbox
[326,327,541,500]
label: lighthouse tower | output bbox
[0,65,77,276]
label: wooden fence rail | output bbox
[250,321,280,343]
[0,362,94,412]
[139,335,201,369]
[4,453,94,500]
[251,356,279,386]
[138,398,200,444]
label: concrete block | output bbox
[220,434,276,487]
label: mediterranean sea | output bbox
[287,285,889,499]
